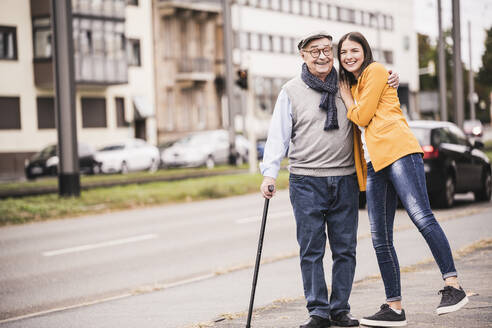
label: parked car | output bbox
[24,142,100,180]
[95,138,160,174]
[409,120,491,208]
[463,119,484,138]
[160,130,250,168]
[256,139,266,160]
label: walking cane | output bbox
[246,185,275,328]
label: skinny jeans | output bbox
[366,153,457,301]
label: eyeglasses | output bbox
[302,47,333,58]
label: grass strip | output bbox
[484,140,492,161]
[0,171,289,226]
[0,165,247,194]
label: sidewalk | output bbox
[212,243,492,328]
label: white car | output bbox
[95,138,160,174]
[161,130,250,168]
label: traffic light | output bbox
[236,69,248,90]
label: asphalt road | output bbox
[0,191,491,327]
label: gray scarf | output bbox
[301,63,339,130]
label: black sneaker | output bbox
[300,315,331,328]
[360,304,407,327]
[331,312,359,327]
[436,285,469,315]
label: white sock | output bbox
[390,307,402,314]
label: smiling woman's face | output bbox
[339,39,365,78]
[300,37,334,81]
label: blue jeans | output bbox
[366,153,457,301]
[289,173,359,318]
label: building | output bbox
[153,0,225,143]
[0,0,156,179]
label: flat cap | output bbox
[297,32,333,50]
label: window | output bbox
[355,10,364,25]
[254,77,288,114]
[37,97,55,129]
[399,36,408,53]
[282,36,292,54]
[320,3,329,19]
[292,0,300,14]
[272,35,282,52]
[281,0,291,13]
[115,97,128,127]
[386,16,394,30]
[0,97,21,129]
[301,0,311,16]
[271,0,280,10]
[250,33,260,51]
[239,32,249,50]
[81,97,107,128]
[127,0,138,5]
[338,7,355,23]
[261,34,272,51]
[383,50,393,64]
[259,0,270,9]
[369,12,380,28]
[127,38,141,66]
[0,26,17,60]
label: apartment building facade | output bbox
[153,0,224,142]
[0,0,155,179]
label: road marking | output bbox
[0,293,132,324]
[235,210,293,224]
[0,273,216,324]
[41,234,158,257]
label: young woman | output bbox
[337,31,468,327]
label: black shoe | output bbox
[300,315,331,328]
[360,304,407,327]
[331,312,359,327]
[436,285,469,315]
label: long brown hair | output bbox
[337,32,374,86]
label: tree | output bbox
[476,26,492,123]
[418,28,491,123]
[418,33,438,91]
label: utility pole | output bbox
[51,0,80,197]
[221,0,237,165]
[452,0,464,128]
[246,72,258,174]
[437,0,447,121]
[468,21,476,120]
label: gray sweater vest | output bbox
[283,76,355,177]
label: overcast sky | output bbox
[413,0,491,71]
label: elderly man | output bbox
[259,32,399,328]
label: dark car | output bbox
[256,139,266,160]
[25,142,101,180]
[409,120,491,208]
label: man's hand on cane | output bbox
[261,176,276,199]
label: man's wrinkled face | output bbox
[300,37,334,81]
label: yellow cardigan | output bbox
[353,125,367,191]
[347,62,422,172]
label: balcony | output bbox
[176,57,214,81]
